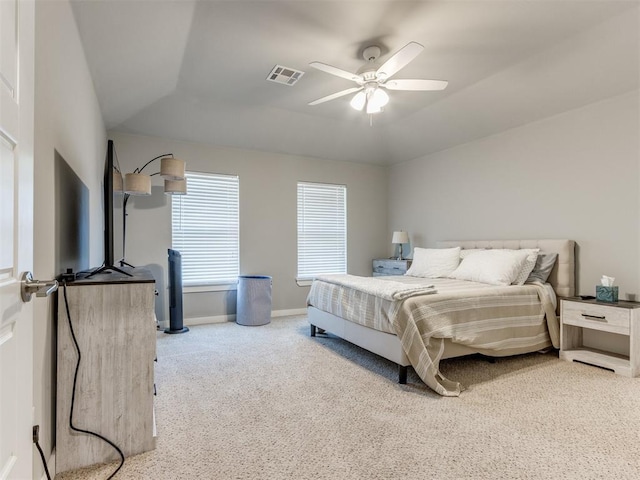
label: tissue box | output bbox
[596,285,618,303]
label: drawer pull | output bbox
[581,314,606,322]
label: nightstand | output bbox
[560,297,640,377]
[372,258,412,277]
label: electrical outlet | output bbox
[32,425,39,444]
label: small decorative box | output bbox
[596,285,618,303]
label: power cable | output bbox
[62,282,125,479]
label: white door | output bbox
[0,0,35,479]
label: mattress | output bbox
[307,275,558,396]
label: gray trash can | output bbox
[236,275,272,326]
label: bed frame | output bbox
[308,239,575,383]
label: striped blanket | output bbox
[307,276,558,396]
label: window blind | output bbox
[297,182,347,279]
[172,172,239,285]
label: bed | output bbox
[307,239,575,396]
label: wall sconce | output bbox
[392,230,409,260]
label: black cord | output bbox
[62,282,125,479]
[34,438,52,480]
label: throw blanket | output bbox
[308,277,558,397]
[314,274,436,301]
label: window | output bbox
[172,172,239,286]
[297,182,347,280]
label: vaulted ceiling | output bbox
[70,0,639,165]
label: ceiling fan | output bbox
[308,41,448,114]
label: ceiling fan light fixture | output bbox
[363,87,389,114]
[370,88,389,108]
[366,102,382,114]
[350,91,366,111]
[308,41,447,118]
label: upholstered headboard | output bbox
[436,239,575,298]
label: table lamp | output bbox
[392,231,409,260]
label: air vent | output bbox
[266,65,304,86]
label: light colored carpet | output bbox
[56,316,640,479]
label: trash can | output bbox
[236,275,272,326]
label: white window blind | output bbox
[172,172,239,286]
[297,182,347,279]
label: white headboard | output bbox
[436,239,576,298]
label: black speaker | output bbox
[165,249,188,334]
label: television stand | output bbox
[56,267,156,473]
[119,258,135,268]
[86,262,132,278]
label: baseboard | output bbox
[186,314,234,326]
[184,308,307,327]
[271,308,307,318]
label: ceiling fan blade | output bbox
[383,79,448,91]
[309,62,361,82]
[308,87,363,106]
[375,42,424,80]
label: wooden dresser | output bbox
[56,268,157,473]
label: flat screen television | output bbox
[88,139,129,277]
[55,151,90,276]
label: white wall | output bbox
[34,0,106,475]
[108,132,389,324]
[389,90,640,299]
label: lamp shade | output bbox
[366,102,382,114]
[113,168,123,193]
[392,231,409,244]
[124,173,152,195]
[350,91,366,111]
[164,178,187,195]
[370,88,389,109]
[160,157,185,180]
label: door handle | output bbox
[21,271,59,302]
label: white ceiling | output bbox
[70,0,639,165]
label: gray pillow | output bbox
[525,252,558,284]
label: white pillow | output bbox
[406,247,461,278]
[460,248,485,259]
[448,249,529,286]
[510,249,540,285]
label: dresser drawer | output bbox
[561,300,630,335]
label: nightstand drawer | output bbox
[562,301,630,335]
[372,259,411,276]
